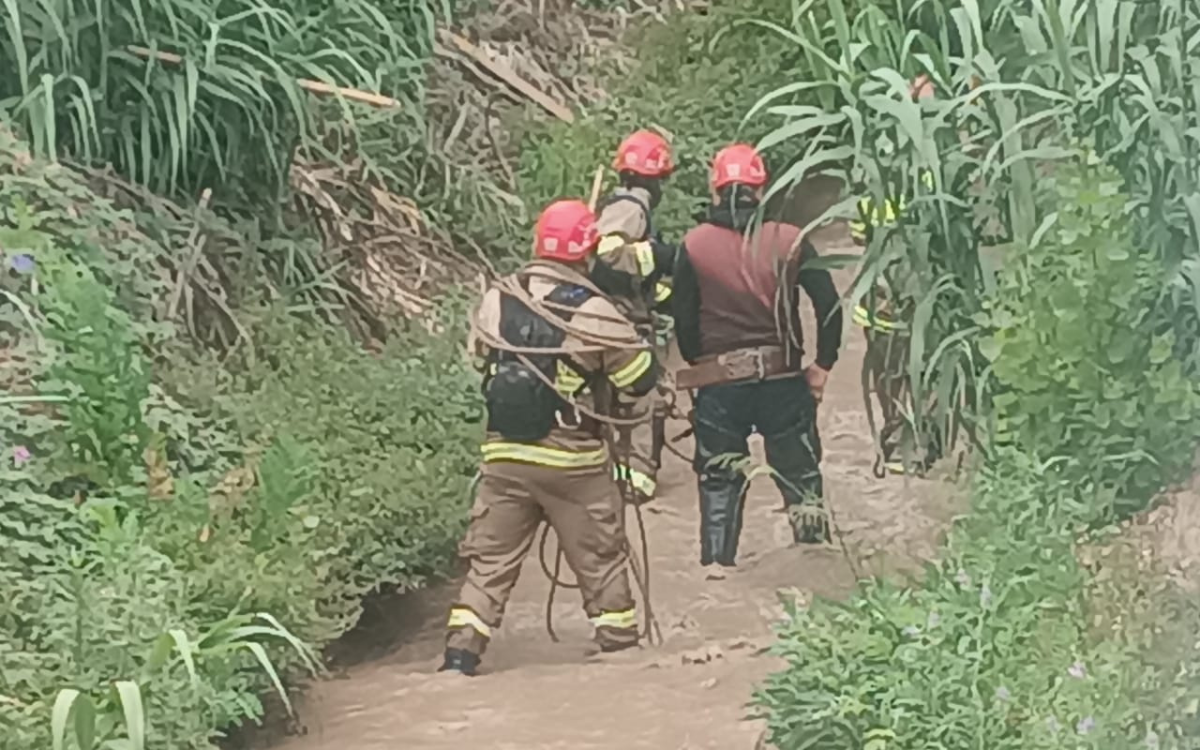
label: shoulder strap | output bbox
[597,192,653,240]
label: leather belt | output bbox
[674,345,799,391]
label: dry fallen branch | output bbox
[288,154,483,322]
[433,30,575,123]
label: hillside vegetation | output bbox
[734,0,1200,746]
[3,0,1200,747]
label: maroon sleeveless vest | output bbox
[681,220,804,359]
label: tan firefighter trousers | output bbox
[613,334,668,497]
[446,461,638,655]
[614,386,665,496]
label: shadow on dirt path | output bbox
[257,227,961,750]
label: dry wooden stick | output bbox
[587,166,605,211]
[433,30,575,123]
[293,79,398,108]
[125,45,400,108]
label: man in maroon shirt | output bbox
[672,144,843,576]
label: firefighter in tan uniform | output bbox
[441,199,659,676]
[590,130,677,503]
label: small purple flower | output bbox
[980,584,994,608]
[995,686,1011,702]
[1068,661,1087,679]
[12,445,31,466]
[8,253,34,275]
[1077,717,1096,735]
[1146,730,1160,749]
[955,568,971,587]
[902,625,921,637]
[927,611,942,628]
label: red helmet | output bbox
[613,130,674,177]
[710,143,768,190]
[533,200,600,261]
[910,74,936,100]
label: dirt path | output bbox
[264,228,958,750]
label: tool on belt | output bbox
[674,345,799,391]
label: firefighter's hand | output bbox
[804,365,830,403]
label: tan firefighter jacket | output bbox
[471,260,658,469]
[593,187,673,333]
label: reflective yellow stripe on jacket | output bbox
[852,304,903,333]
[850,171,936,239]
[609,350,652,389]
[481,442,609,468]
[851,195,904,240]
[615,464,656,496]
[597,235,625,256]
[654,281,671,304]
[591,608,637,630]
[631,242,656,277]
[447,607,492,637]
[556,360,586,395]
[597,235,656,279]
[598,234,668,305]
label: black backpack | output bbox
[483,281,595,441]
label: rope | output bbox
[538,522,577,644]
[474,264,650,353]
[661,387,696,464]
[536,444,662,647]
[662,431,693,464]
[470,263,654,429]
[609,414,663,646]
[626,498,663,645]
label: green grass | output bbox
[1,0,435,205]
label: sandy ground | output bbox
[258,227,961,750]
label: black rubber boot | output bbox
[439,648,481,676]
[721,475,748,565]
[699,472,747,566]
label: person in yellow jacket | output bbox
[850,73,960,475]
[849,71,971,243]
[590,130,677,504]
[442,199,659,676]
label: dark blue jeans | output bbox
[692,376,823,565]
